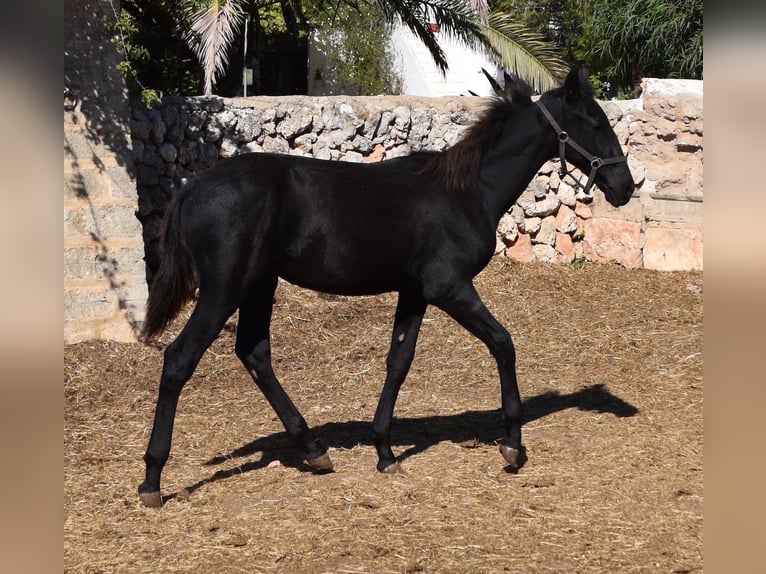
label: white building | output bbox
[390,22,503,97]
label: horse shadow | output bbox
[175,383,637,500]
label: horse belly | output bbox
[275,166,427,294]
[279,266,399,296]
[278,231,407,296]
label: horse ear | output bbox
[505,73,533,104]
[564,66,594,101]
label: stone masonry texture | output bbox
[131,80,702,283]
[64,0,148,343]
[63,50,702,343]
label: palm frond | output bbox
[481,11,569,93]
[466,0,489,23]
[377,1,566,91]
[184,0,247,95]
[376,0,484,73]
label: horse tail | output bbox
[141,188,198,341]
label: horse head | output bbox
[539,67,635,207]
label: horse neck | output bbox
[477,106,555,222]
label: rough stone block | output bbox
[583,218,643,268]
[64,289,116,321]
[555,232,575,262]
[530,194,560,217]
[574,202,592,220]
[555,205,578,234]
[643,227,703,271]
[532,244,557,263]
[496,212,518,245]
[590,190,643,222]
[64,168,102,201]
[505,233,535,263]
[105,165,138,200]
[557,181,576,207]
[532,215,556,246]
[99,319,140,343]
[64,246,102,279]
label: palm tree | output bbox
[183,0,569,95]
[481,11,570,93]
[182,0,247,96]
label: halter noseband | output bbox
[535,100,627,196]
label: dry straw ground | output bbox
[65,260,703,573]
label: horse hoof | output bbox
[381,461,405,475]
[139,491,163,508]
[306,452,334,471]
[499,445,521,468]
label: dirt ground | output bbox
[64,260,703,573]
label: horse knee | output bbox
[384,354,413,381]
[234,339,251,363]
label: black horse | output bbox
[138,68,634,507]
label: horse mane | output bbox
[421,80,535,191]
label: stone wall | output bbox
[64,0,148,343]
[63,10,701,346]
[132,79,702,280]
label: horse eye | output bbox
[577,110,603,132]
[588,118,603,132]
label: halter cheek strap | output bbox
[535,100,627,196]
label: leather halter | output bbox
[535,99,627,196]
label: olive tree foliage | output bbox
[493,0,703,96]
[579,0,703,93]
[112,0,203,103]
[309,3,403,95]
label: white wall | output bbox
[390,24,503,97]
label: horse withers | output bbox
[137,67,634,507]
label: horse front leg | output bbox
[434,282,524,469]
[372,290,427,473]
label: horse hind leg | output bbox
[235,279,332,472]
[139,294,235,507]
